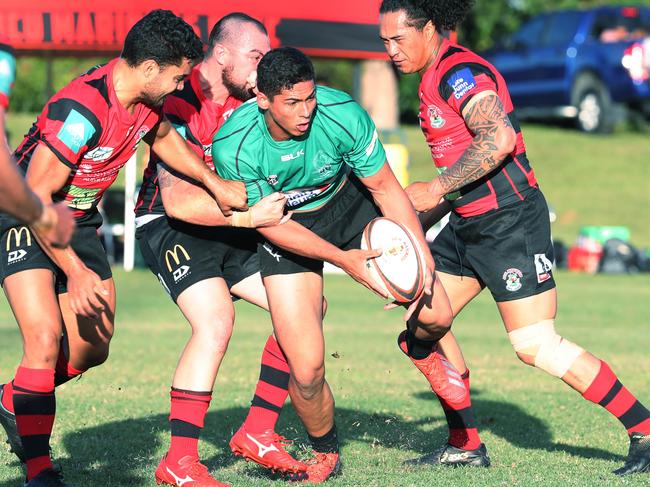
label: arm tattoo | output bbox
[437,94,514,195]
[157,163,181,190]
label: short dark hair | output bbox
[257,47,315,99]
[207,13,267,55]
[379,0,474,32]
[121,10,204,68]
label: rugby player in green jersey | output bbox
[214,47,464,482]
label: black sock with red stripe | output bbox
[13,367,56,480]
[167,387,212,464]
[404,329,436,360]
[582,360,650,435]
[243,335,290,433]
[439,369,482,450]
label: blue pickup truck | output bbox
[483,6,650,133]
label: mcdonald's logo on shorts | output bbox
[6,226,32,264]
[164,244,191,283]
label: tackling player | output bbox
[0,11,246,487]
[214,47,466,482]
[135,14,307,485]
[379,0,650,476]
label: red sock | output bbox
[439,369,482,450]
[242,335,290,433]
[13,367,56,480]
[582,360,650,435]
[1,381,14,413]
[167,387,211,464]
[54,346,85,386]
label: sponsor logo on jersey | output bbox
[84,146,114,162]
[164,244,191,283]
[365,129,378,157]
[427,104,446,128]
[502,267,523,292]
[534,253,553,283]
[283,184,331,208]
[6,227,31,264]
[57,109,96,153]
[61,184,102,211]
[448,67,477,100]
[281,148,304,162]
[267,175,278,185]
[203,144,212,158]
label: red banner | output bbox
[0,1,387,59]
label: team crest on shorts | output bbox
[503,268,523,292]
[534,253,553,283]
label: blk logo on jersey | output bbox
[57,109,96,153]
[534,253,553,283]
[448,67,477,100]
[281,148,304,162]
[503,267,523,292]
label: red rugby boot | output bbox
[301,452,341,483]
[398,331,468,404]
[155,454,229,487]
[229,425,307,474]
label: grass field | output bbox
[0,269,649,486]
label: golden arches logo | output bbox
[164,244,190,272]
[6,227,32,251]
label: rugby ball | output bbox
[360,217,426,303]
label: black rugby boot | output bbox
[405,443,490,468]
[0,383,25,462]
[613,433,650,476]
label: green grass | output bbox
[1,269,649,486]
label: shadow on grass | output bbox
[0,391,625,487]
[413,389,625,463]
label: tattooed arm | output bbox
[406,91,517,212]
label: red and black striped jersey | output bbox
[13,58,162,222]
[135,65,243,217]
[419,39,538,217]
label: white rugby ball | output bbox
[360,217,426,303]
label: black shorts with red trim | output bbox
[136,216,259,302]
[258,175,382,277]
[431,188,556,302]
[0,211,112,294]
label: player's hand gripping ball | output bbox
[360,217,426,303]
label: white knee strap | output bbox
[508,319,584,378]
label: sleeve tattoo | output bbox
[437,94,514,195]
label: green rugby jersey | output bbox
[213,85,386,211]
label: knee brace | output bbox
[507,319,584,378]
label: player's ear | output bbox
[140,59,160,79]
[423,20,436,41]
[213,44,228,66]
[257,91,270,110]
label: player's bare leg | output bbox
[401,271,488,467]
[1,270,65,478]
[263,272,340,482]
[500,288,650,475]
[56,278,116,384]
[155,277,234,486]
